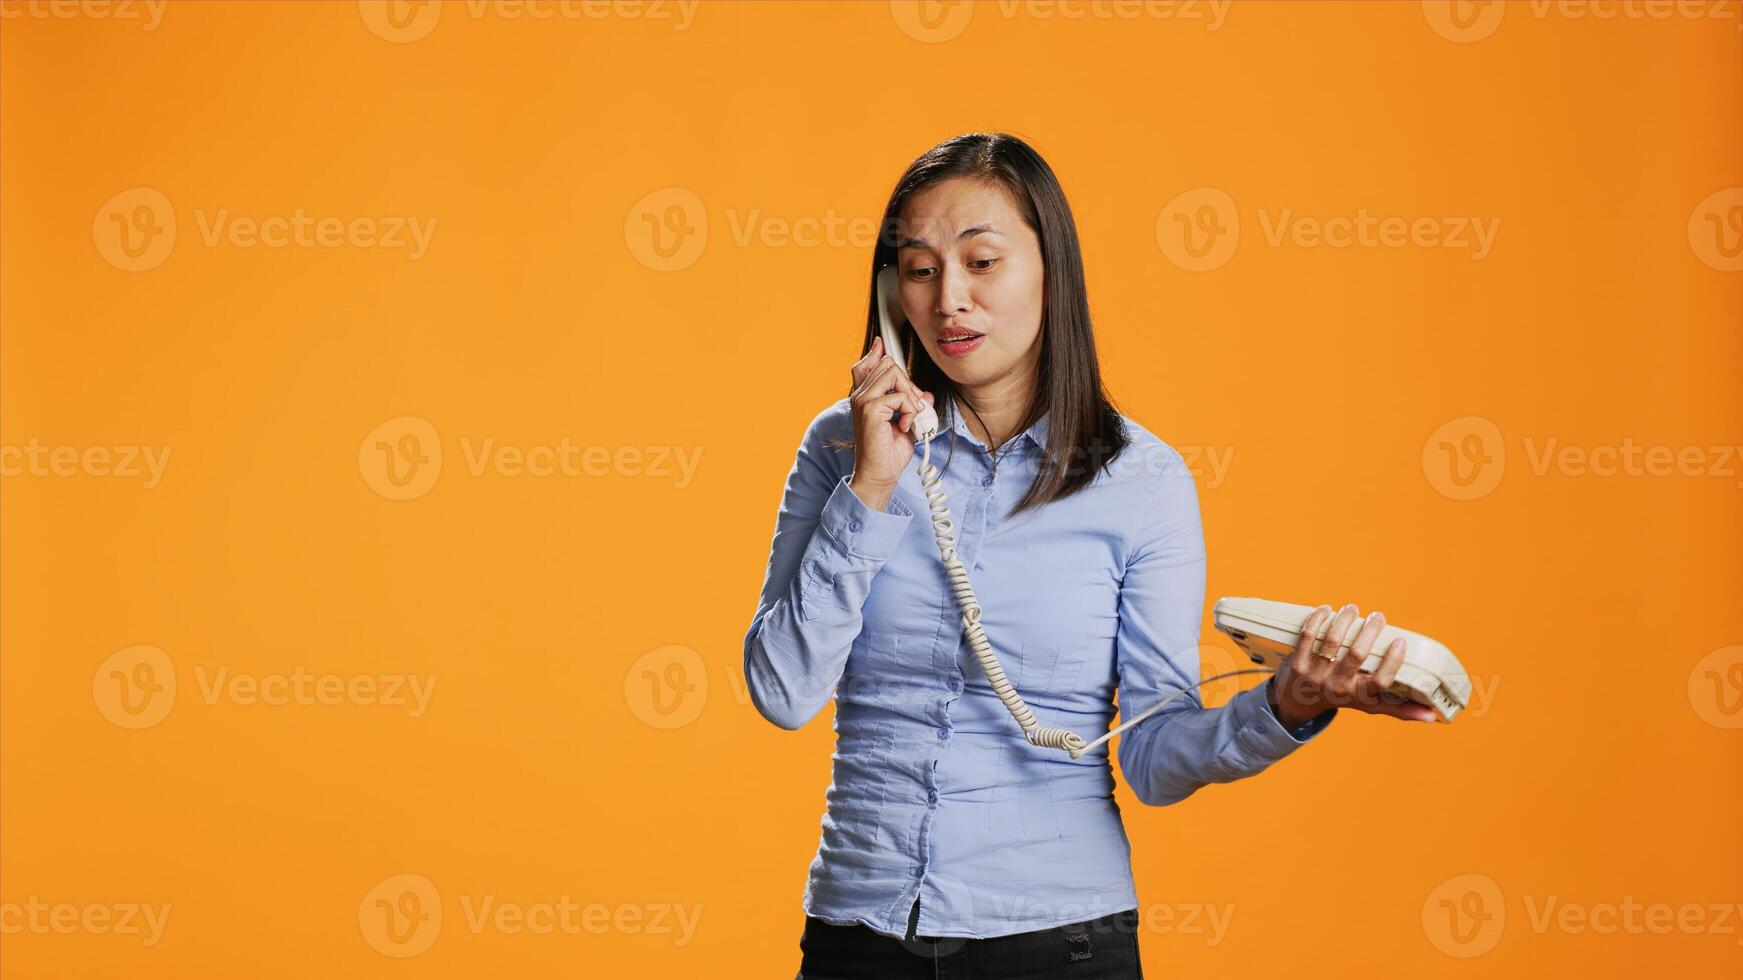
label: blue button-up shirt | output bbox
[743,396,1334,939]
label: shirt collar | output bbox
[945,395,1050,454]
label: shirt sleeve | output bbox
[742,401,915,730]
[1113,445,1336,807]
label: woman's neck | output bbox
[956,372,1037,452]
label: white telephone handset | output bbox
[877,266,939,442]
[868,268,1468,759]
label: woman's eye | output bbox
[969,258,999,271]
[908,268,936,280]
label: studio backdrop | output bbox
[3,2,1740,978]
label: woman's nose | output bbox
[934,265,973,316]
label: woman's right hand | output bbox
[1269,604,1439,726]
[848,335,934,511]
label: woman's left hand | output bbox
[1268,603,1439,727]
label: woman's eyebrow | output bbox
[897,224,1004,249]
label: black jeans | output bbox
[797,898,1144,979]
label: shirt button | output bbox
[927,789,938,805]
[848,519,862,533]
[936,727,949,740]
[981,474,994,487]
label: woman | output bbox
[742,133,1435,979]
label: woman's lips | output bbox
[938,334,984,357]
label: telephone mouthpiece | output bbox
[910,404,939,442]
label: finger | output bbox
[899,386,924,429]
[865,356,925,415]
[1289,605,1334,671]
[1335,610,1385,680]
[1373,636,1408,690]
[1320,603,1361,666]
[849,351,878,396]
[866,390,920,432]
[1355,695,1438,723]
[852,357,898,401]
[850,340,908,395]
[850,336,883,387]
[875,353,925,404]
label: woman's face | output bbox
[893,177,1045,389]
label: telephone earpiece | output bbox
[876,266,939,442]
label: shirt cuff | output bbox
[819,474,913,561]
[1231,679,1337,760]
[1268,695,1337,743]
[1262,668,1338,744]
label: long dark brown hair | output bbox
[830,131,1130,516]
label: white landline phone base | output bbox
[1213,597,1470,722]
[875,267,1470,758]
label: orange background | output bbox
[4,1,1741,976]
